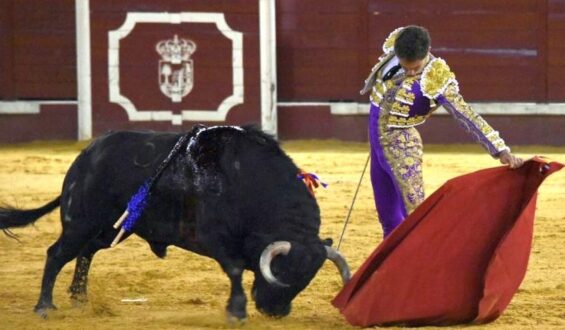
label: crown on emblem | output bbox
[156,35,196,64]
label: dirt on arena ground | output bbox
[0,140,564,330]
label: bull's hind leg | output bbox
[68,255,93,306]
[68,241,103,306]
[34,233,89,318]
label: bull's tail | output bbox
[0,196,61,230]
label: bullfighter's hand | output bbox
[499,150,524,169]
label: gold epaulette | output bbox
[420,58,458,99]
[382,27,405,54]
[361,52,394,95]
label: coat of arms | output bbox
[156,35,197,102]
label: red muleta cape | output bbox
[332,158,563,327]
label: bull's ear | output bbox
[322,238,333,247]
[242,125,276,146]
[247,134,268,146]
[189,124,206,135]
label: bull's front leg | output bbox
[196,198,248,322]
[202,249,247,323]
[221,259,247,323]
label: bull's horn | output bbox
[324,246,351,284]
[259,241,291,288]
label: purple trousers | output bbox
[369,103,424,237]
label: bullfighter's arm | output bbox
[421,58,509,158]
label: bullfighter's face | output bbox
[399,53,430,77]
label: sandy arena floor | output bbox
[0,140,564,329]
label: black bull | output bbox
[0,125,350,321]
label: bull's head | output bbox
[252,240,350,317]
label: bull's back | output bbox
[60,131,183,225]
[84,131,180,168]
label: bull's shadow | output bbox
[0,124,349,323]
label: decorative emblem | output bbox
[156,35,197,102]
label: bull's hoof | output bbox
[226,295,247,324]
[34,303,57,319]
[70,294,88,307]
[226,311,247,326]
[149,241,168,258]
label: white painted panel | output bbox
[107,11,245,125]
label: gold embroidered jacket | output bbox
[362,28,509,157]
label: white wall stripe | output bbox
[0,102,40,114]
[259,0,278,137]
[76,0,92,140]
[0,101,78,114]
[278,102,565,116]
